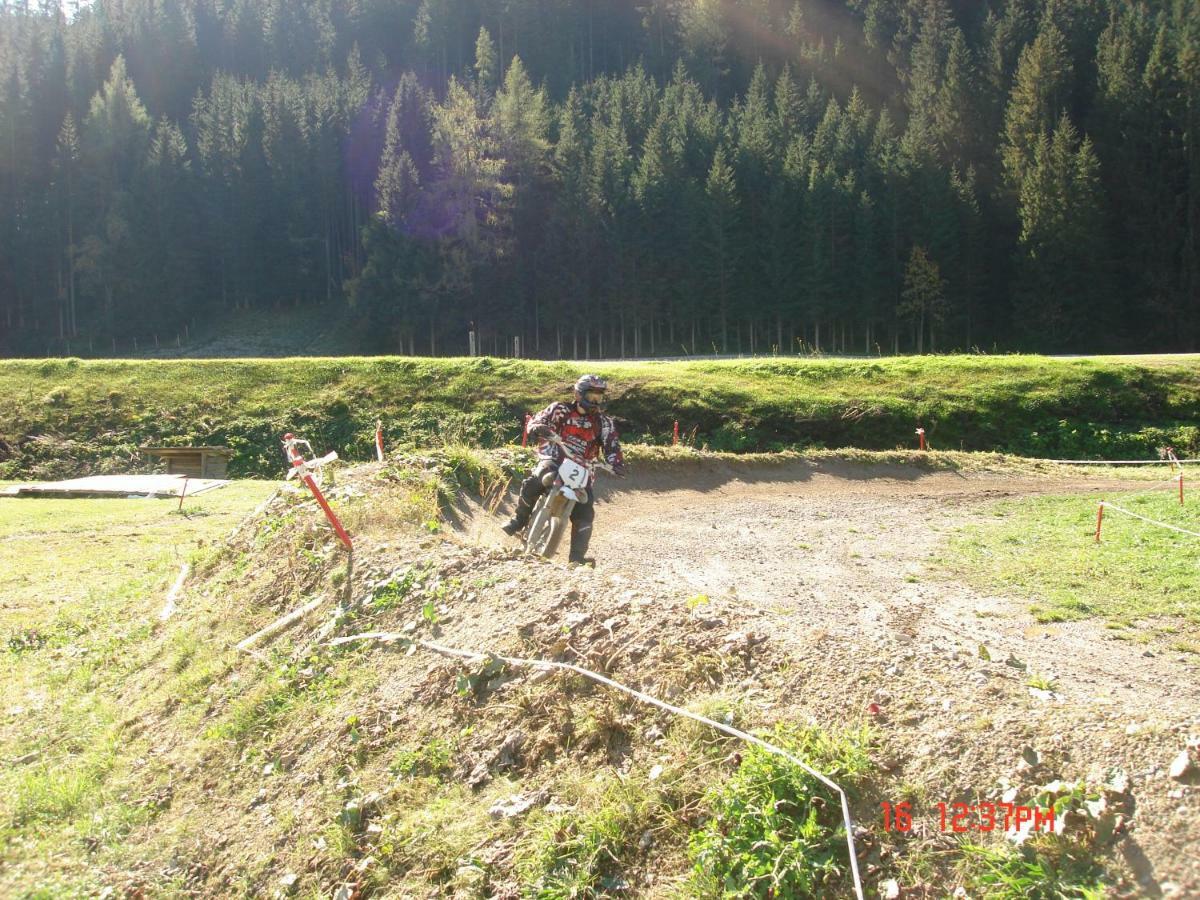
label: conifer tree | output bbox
[899,245,947,353]
[702,144,738,352]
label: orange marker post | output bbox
[522,413,531,447]
[916,427,927,451]
[1095,502,1105,543]
[375,419,385,462]
[673,420,679,446]
[283,433,353,552]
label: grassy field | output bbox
[950,479,1200,641]
[3,354,1200,479]
[0,481,277,894]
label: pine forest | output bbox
[2,0,1199,357]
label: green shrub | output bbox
[687,724,873,898]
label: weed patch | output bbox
[686,723,873,898]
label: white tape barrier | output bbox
[285,450,339,480]
[1042,458,1200,465]
[159,563,190,622]
[1112,473,1182,504]
[329,632,866,900]
[1100,502,1200,540]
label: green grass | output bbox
[950,489,1200,627]
[0,481,276,892]
[685,723,874,898]
[4,354,1200,478]
[958,839,1107,898]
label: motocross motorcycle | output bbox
[526,434,612,558]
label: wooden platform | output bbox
[0,475,228,499]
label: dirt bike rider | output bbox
[501,374,627,565]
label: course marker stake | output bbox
[375,419,385,462]
[282,433,352,552]
[1095,502,1105,543]
[916,427,927,451]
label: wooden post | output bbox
[1094,503,1105,543]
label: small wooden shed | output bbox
[142,446,234,479]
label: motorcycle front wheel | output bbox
[526,492,574,557]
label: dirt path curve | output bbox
[578,461,1199,896]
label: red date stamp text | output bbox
[880,801,1055,833]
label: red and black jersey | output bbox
[527,401,624,477]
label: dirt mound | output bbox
[104,454,1198,897]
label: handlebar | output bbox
[543,433,616,475]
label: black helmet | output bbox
[574,374,608,411]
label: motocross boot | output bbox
[503,462,554,536]
[567,487,596,564]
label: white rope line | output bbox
[328,631,866,900]
[1113,473,1182,504]
[1100,502,1200,540]
[1040,458,1200,465]
[159,563,190,622]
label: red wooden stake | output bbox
[1095,502,1105,543]
[673,420,679,446]
[521,413,531,447]
[375,419,385,462]
[178,476,189,511]
[916,427,927,451]
[283,433,353,552]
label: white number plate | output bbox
[559,458,589,489]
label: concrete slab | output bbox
[0,474,228,498]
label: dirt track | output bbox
[469,459,1200,895]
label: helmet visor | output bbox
[583,390,606,406]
